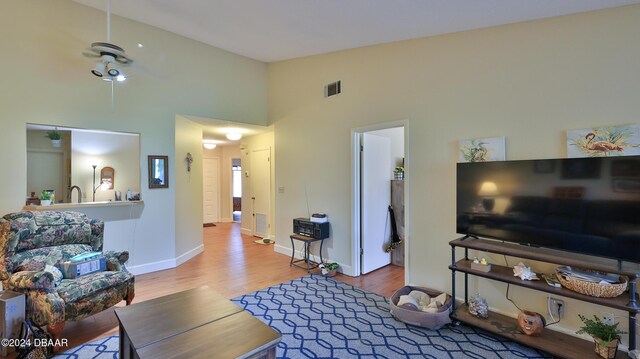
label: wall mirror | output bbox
[101,167,115,189]
[148,155,169,189]
[26,124,140,203]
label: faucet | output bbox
[68,186,82,203]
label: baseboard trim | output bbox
[241,227,252,236]
[221,217,233,223]
[128,258,175,275]
[176,244,204,267]
[128,244,204,275]
[274,243,353,276]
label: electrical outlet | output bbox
[548,297,565,319]
[602,312,616,325]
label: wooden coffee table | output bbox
[114,286,281,359]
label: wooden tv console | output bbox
[449,237,638,359]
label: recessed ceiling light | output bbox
[225,132,242,141]
[137,43,144,48]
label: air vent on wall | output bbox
[325,81,341,97]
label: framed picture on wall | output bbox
[459,136,506,162]
[566,124,640,158]
[148,155,169,189]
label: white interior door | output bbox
[251,148,270,238]
[27,150,64,203]
[361,133,391,274]
[203,157,220,224]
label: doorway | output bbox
[232,158,242,223]
[352,121,408,281]
[250,148,271,238]
[203,157,221,225]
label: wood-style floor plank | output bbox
[44,223,405,353]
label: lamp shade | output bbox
[478,182,499,197]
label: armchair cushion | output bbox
[9,270,56,290]
[11,244,93,273]
[4,211,100,252]
[57,271,133,303]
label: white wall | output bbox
[174,116,204,263]
[368,127,405,172]
[269,5,640,344]
[0,0,267,273]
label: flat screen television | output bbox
[456,156,640,263]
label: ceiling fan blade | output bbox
[115,56,133,65]
[82,51,101,58]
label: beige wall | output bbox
[0,0,267,272]
[26,129,72,201]
[71,131,140,203]
[269,5,640,343]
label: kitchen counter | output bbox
[23,201,143,211]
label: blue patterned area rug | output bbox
[54,275,547,358]
[53,335,118,358]
[233,275,548,359]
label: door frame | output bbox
[202,156,221,224]
[351,119,410,282]
[250,147,271,238]
[230,157,241,223]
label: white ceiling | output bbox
[72,0,640,63]
[185,116,271,146]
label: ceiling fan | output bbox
[83,0,132,82]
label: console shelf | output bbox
[450,237,638,358]
[450,259,639,313]
[452,304,627,359]
[450,238,639,278]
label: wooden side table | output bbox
[289,234,325,272]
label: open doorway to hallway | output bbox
[352,121,407,283]
[232,158,242,222]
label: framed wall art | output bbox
[148,155,169,189]
[459,136,506,162]
[567,124,640,158]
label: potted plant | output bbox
[393,166,404,180]
[46,130,62,148]
[39,190,52,206]
[576,314,627,359]
[320,262,339,277]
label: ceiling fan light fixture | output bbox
[91,62,106,77]
[107,68,119,77]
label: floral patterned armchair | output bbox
[0,211,134,343]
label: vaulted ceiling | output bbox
[72,0,640,63]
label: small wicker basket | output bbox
[555,270,627,298]
[594,338,619,359]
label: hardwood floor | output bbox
[56,222,405,352]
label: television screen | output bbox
[456,156,640,263]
